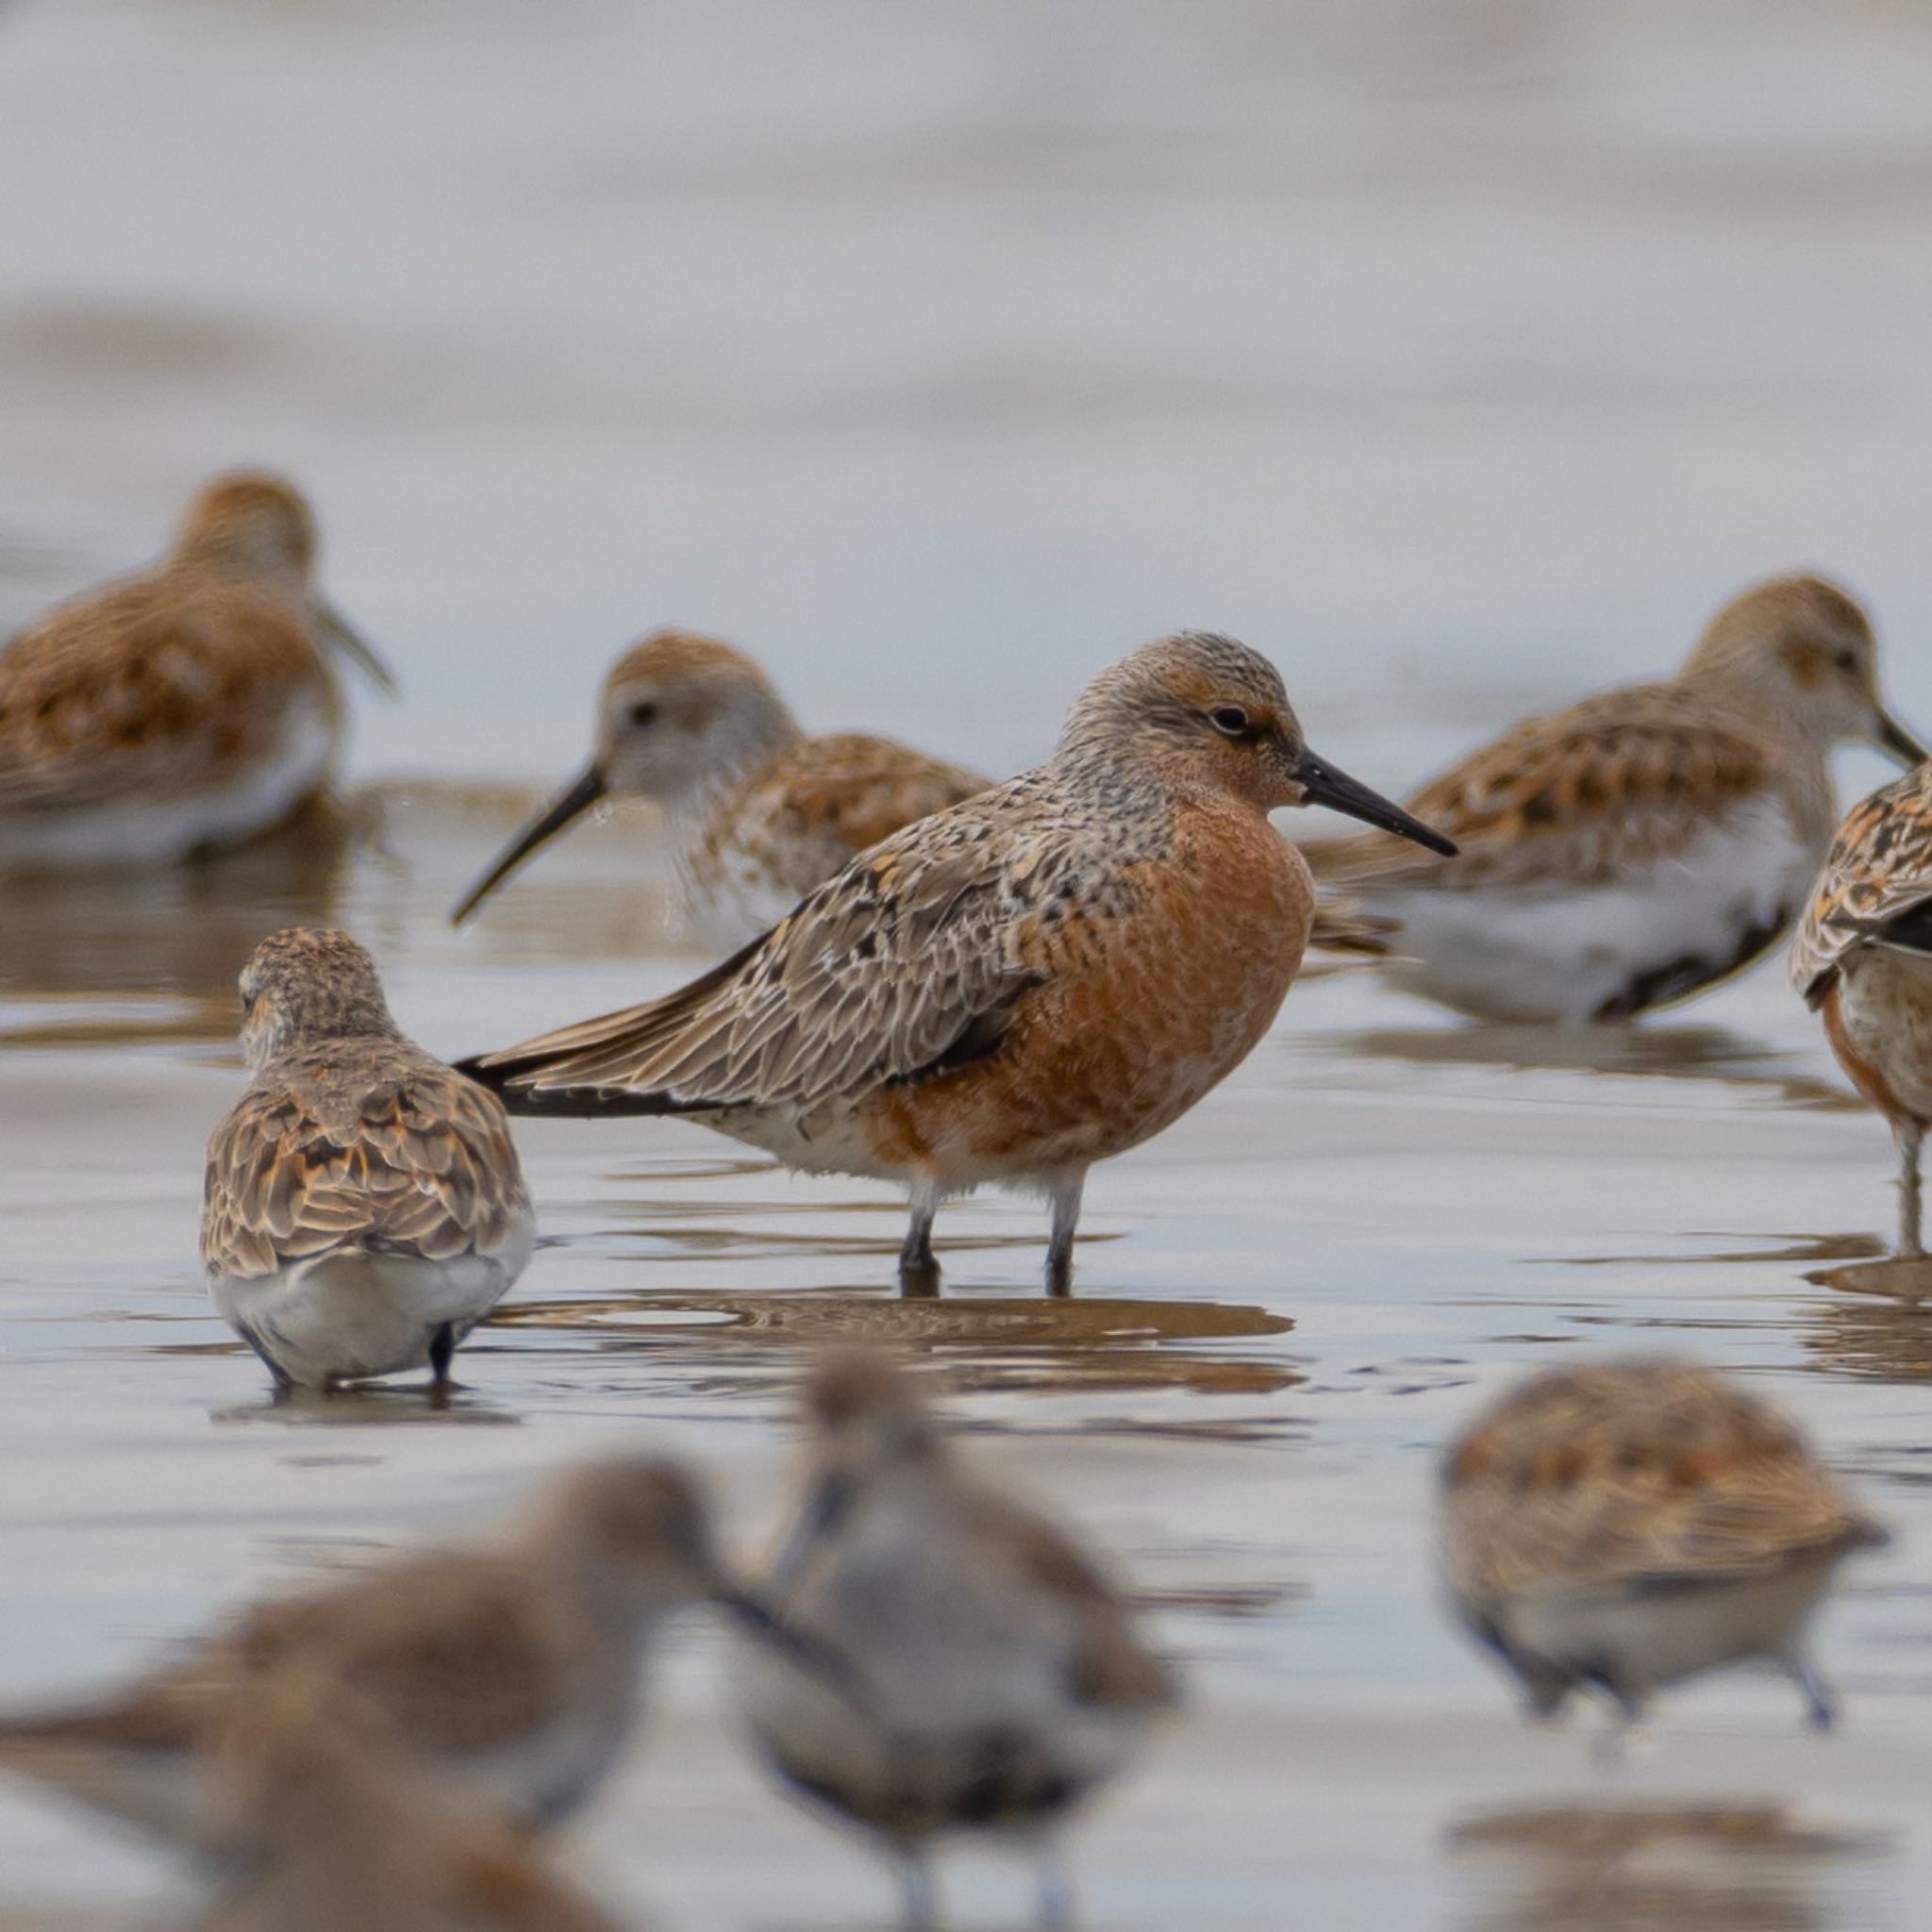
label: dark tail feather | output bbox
[1875,901,1932,958]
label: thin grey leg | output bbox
[1899,1123,1924,1258]
[1035,1840,1076,1926]
[1788,1651,1837,1732]
[900,1181,941,1297]
[1045,1172,1085,1297]
[899,1847,939,1929]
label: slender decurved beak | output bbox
[1291,742,1457,856]
[317,602,398,696]
[719,1589,881,1716]
[449,761,608,926]
[1875,707,1928,771]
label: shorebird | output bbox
[460,630,1453,1292]
[449,627,989,943]
[198,1680,620,1932]
[1306,575,1925,1024]
[735,1351,1178,1927]
[1792,759,1932,1256]
[0,470,392,869]
[1441,1358,1886,1735]
[0,1456,791,1848]
[202,927,537,1391]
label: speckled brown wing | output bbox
[968,1496,1179,1713]
[462,774,1083,1114]
[1791,763,1932,1007]
[219,1552,586,1758]
[201,1045,531,1279]
[715,733,991,890]
[8,1549,586,1769]
[1441,1362,1884,1607]
[0,572,333,810]
[1305,684,1777,891]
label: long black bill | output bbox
[720,1590,882,1719]
[1877,708,1929,770]
[317,602,399,696]
[1292,744,1458,856]
[449,761,608,926]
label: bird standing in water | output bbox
[1307,575,1924,1024]
[1792,758,1932,1255]
[462,630,1453,1293]
[0,471,392,869]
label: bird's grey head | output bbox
[1055,631,1458,855]
[1684,575,1925,768]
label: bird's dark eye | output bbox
[628,701,659,727]
[1834,649,1859,673]
[1209,705,1253,738]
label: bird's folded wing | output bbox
[0,585,312,811]
[462,796,1051,1113]
[200,1057,528,1278]
[740,732,992,858]
[1303,685,1776,891]
[974,1497,1179,1713]
[1791,766,1932,1004]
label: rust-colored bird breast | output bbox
[871,799,1310,1173]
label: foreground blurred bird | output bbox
[0,1457,791,1848]
[736,1351,1177,1927]
[0,470,392,869]
[1307,575,1924,1023]
[1440,1358,1885,1734]
[198,1679,621,1932]
[449,628,989,943]
[1792,759,1932,1256]
[201,927,536,1390]
[461,631,1453,1292]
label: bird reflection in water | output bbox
[1448,1804,1888,1932]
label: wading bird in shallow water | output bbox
[460,631,1453,1293]
[449,627,990,944]
[1306,575,1925,1024]
[201,927,536,1391]
[198,1679,620,1932]
[0,1457,809,1848]
[0,471,392,870]
[1440,1358,1885,1738]
[736,1351,1177,1928]
[1792,758,1932,1256]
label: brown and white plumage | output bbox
[197,1680,621,1932]
[1792,760,1932,1254]
[1441,1359,1886,1730]
[449,628,989,943]
[736,1351,1177,1926]
[0,1457,742,1850]
[202,927,535,1389]
[0,472,391,868]
[461,631,1453,1292]
[1307,575,1924,1023]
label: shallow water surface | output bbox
[3,0,1932,1926]
[2,797,1930,1930]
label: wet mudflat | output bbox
[1,797,1929,1930]
[3,0,1932,1924]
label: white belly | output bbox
[1371,800,1817,1024]
[1498,1558,1840,1699]
[209,1224,532,1389]
[0,692,339,870]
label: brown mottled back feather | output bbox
[1307,685,1780,891]
[1441,1359,1885,1607]
[202,1041,532,1279]
[1791,761,1932,1006]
